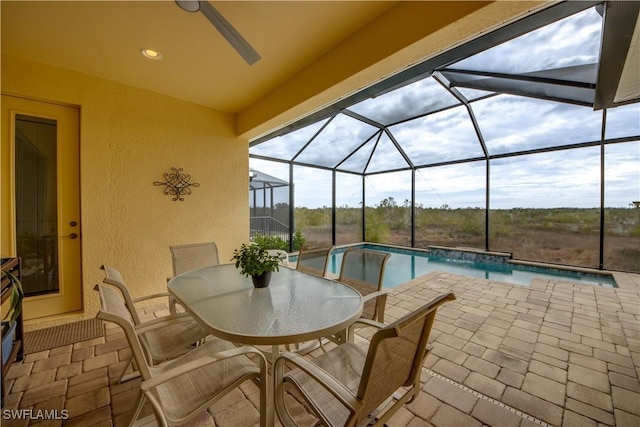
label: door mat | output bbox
[24,318,104,354]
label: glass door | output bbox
[1,95,81,318]
[15,114,60,296]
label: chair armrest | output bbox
[351,318,385,330]
[361,289,388,303]
[141,346,266,391]
[134,313,196,335]
[132,292,170,304]
[347,318,386,338]
[133,286,191,316]
[361,289,388,323]
[274,351,362,413]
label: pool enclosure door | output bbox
[1,95,82,319]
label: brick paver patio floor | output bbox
[3,270,639,426]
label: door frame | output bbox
[1,94,82,319]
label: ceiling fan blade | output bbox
[199,1,261,65]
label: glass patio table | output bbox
[167,263,363,358]
[168,263,362,425]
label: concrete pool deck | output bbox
[2,270,639,426]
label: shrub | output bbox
[365,221,389,242]
[292,231,306,250]
[253,235,288,250]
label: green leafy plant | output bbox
[231,243,281,277]
[253,234,289,250]
[2,269,23,325]
[292,231,306,250]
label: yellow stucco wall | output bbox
[1,54,249,329]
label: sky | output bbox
[250,6,640,210]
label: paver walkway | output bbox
[3,271,639,426]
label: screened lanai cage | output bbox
[250,1,640,273]
[249,168,290,244]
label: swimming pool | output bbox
[297,244,617,288]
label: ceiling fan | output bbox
[175,0,261,65]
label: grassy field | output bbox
[293,206,639,273]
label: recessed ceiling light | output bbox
[141,48,163,60]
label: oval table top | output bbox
[168,263,363,346]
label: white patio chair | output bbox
[95,283,268,427]
[274,292,456,427]
[170,241,220,275]
[284,245,333,354]
[318,248,390,350]
[295,245,332,277]
[168,241,220,314]
[101,265,209,382]
[338,248,391,324]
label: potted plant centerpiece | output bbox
[231,243,281,288]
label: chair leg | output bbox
[273,359,297,427]
[120,370,142,383]
[168,295,178,316]
[116,356,141,383]
[370,391,413,427]
[127,390,147,427]
[318,337,328,353]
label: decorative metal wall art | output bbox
[154,167,200,201]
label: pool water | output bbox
[298,244,617,288]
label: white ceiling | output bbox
[1,1,397,114]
